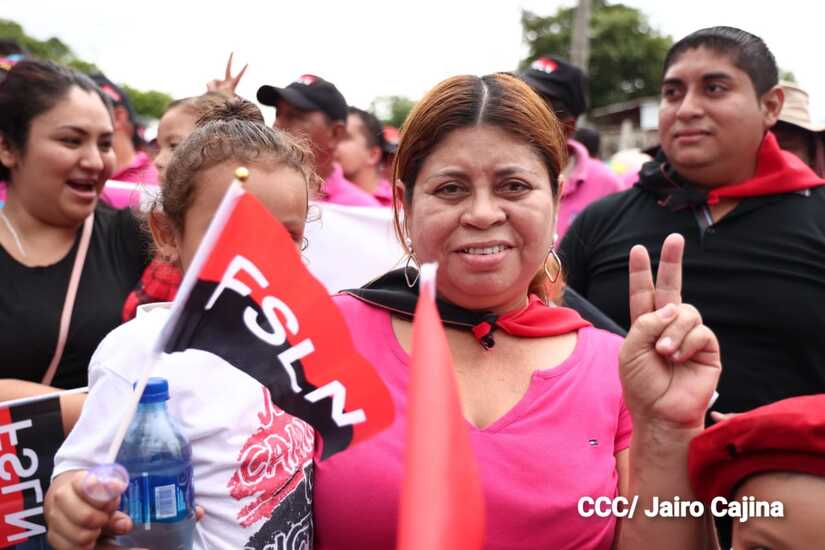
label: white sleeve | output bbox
[51,362,134,479]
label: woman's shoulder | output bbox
[92,203,151,270]
[574,325,624,367]
[332,292,391,324]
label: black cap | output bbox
[257,74,347,122]
[90,72,138,123]
[521,56,588,119]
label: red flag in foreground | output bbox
[158,181,394,459]
[397,263,485,550]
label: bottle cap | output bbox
[135,377,169,404]
[82,463,129,503]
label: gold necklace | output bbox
[0,209,28,257]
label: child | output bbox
[44,97,321,550]
[689,394,825,549]
[121,92,252,322]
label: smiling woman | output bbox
[314,73,722,550]
[0,60,151,423]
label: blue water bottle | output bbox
[116,377,195,550]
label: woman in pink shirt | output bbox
[314,73,721,549]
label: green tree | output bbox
[371,95,416,129]
[521,1,672,109]
[122,85,172,120]
[0,18,171,119]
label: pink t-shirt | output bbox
[373,177,394,207]
[557,139,623,240]
[315,295,632,550]
[321,163,383,207]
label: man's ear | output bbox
[329,120,346,148]
[113,105,131,132]
[367,145,383,169]
[761,85,785,128]
[0,133,19,172]
[148,211,180,265]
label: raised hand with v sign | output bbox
[206,52,248,96]
[618,233,721,429]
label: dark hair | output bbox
[0,60,113,181]
[663,26,778,96]
[392,72,567,302]
[347,106,386,152]
[0,39,26,57]
[162,96,320,232]
[574,127,601,158]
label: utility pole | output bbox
[571,0,592,73]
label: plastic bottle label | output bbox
[121,466,194,524]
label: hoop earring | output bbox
[404,253,420,287]
[403,237,420,287]
[544,248,562,283]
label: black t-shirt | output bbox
[560,185,825,414]
[0,205,151,389]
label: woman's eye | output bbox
[60,137,81,146]
[436,183,463,196]
[501,180,530,193]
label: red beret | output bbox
[688,394,825,504]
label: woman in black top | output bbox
[0,61,150,425]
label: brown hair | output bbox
[162,95,320,233]
[166,92,264,127]
[392,72,567,302]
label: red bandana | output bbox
[709,132,825,203]
[346,269,591,350]
[471,295,591,348]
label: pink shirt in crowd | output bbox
[321,163,384,207]
[314,294,632,550]
[373,177,394,207]
[100,151,160,209]
[557,139,623,240]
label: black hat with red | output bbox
[520,55,588,119]
[257,74,347,122]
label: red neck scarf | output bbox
[345,269,591,350]
[470,295,590,348]
[709,132,825,203]
[636,132,825,211]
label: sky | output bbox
[3,0,823,123]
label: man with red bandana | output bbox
[560,27,825,427]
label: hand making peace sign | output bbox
[618,233,722,429]
[206,52,248,95]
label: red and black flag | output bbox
[158,182,394,459]
[1,391,80,548]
